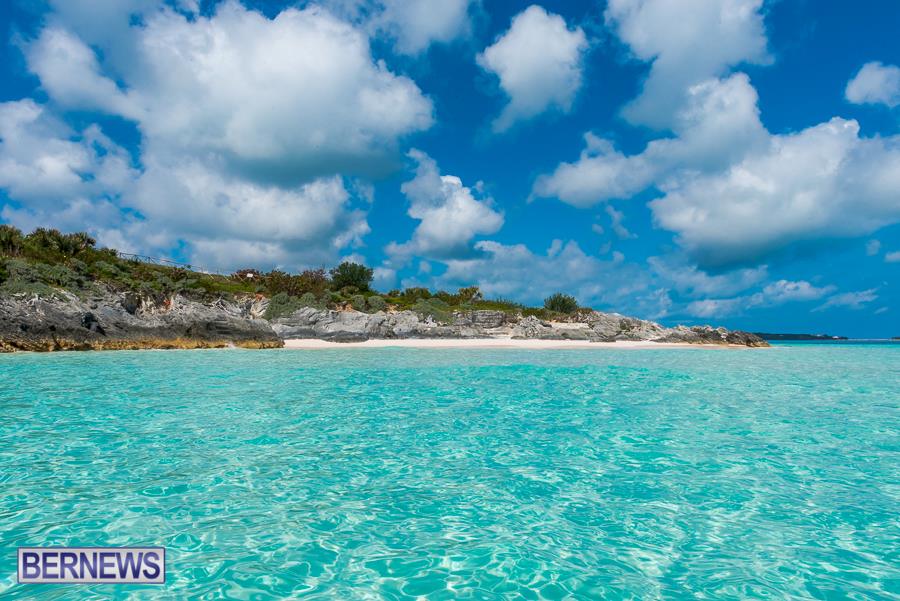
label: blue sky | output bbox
[0,0,898,337]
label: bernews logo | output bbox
[17,547,165,584]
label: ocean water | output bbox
[1,344,898,600]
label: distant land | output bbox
[754,333,849,341]
[0,226,768,351]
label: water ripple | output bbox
[1,345,898,599]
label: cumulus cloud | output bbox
[685,279,835,318]
[605,0,769,128]
[133,165,370,269]
[30,2,435,182]
[813,289,878,312]
[648,255,767,298]
[650,117,900,267]
[26,28,141,118]
[534,73,767,206]
[128,3,431,184]
[8,1,440,269]
[0,100,136,229]
[477,5,587,132]
[433,239,665,316]
[537,73,900,268]
[371,0,474,55]
[846,61,900,108]
[322,0,474,55]
[885,251,900,263]
[866,239,882,256]
[387,150,503,260]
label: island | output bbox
[0,226,767,351]
[754,333,848,341]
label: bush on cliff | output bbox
[329,262,373,292]
[544,293,579,314]
[366,295,386,313]
[350,294,367,311]
[0,225,24,256]
[264,292,305,320]
[412,298,453,324]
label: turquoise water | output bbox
[1,344,898,599]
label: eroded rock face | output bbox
[0,290,282,352]
[271,308,767,347]
[0,290,767,351]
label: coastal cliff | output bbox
[0,287,767,351]
[0,227,767,351]
[0,289,280,352]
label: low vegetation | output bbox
[0,225,591,320]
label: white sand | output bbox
[282,338,741,350]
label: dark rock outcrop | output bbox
[0,290,281,351]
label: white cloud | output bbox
[322,0,474,55]
[885,251,900,263]
[477,5,587,132]
[26,28,141,118]
[537,73,900,268]
[685,279,835,317]
[131,3,431,184]
[814,289,878,312]
[0,100,136,230]
[760,279,835,304]
[134,164,370,270]
[372,0,474,55]
[8,1,441,269]
[651,117,900,267]
[534,73,767,206]
[28,3,434,182]
[387,149,503,259]
[866,239,882,256]
[846,61,900,108]
[605,205,635,239]
[435,239,660,314]
[648,255,767,298]
[605,0,768,128]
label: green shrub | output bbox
[350,294,367,311]
[522,307,550,320]
[401,287,431,301]
[264,292,304,319]
[329,261,373,291]
[41,264,82,288]
[296,269,328,296]
[23,228,95,258]
[0,278,57,297]
[92,260,123,279]
[366,295,386,312]
[456,286,482,303]
[299,292,318,307]
[0,225,24,256]
[4,259,42,283]
[544,292,579,314]
[412,297,452,324]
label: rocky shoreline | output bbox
[0,288,768,351]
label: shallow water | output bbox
[1,344,898,599]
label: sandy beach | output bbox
[282,338,746,349]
